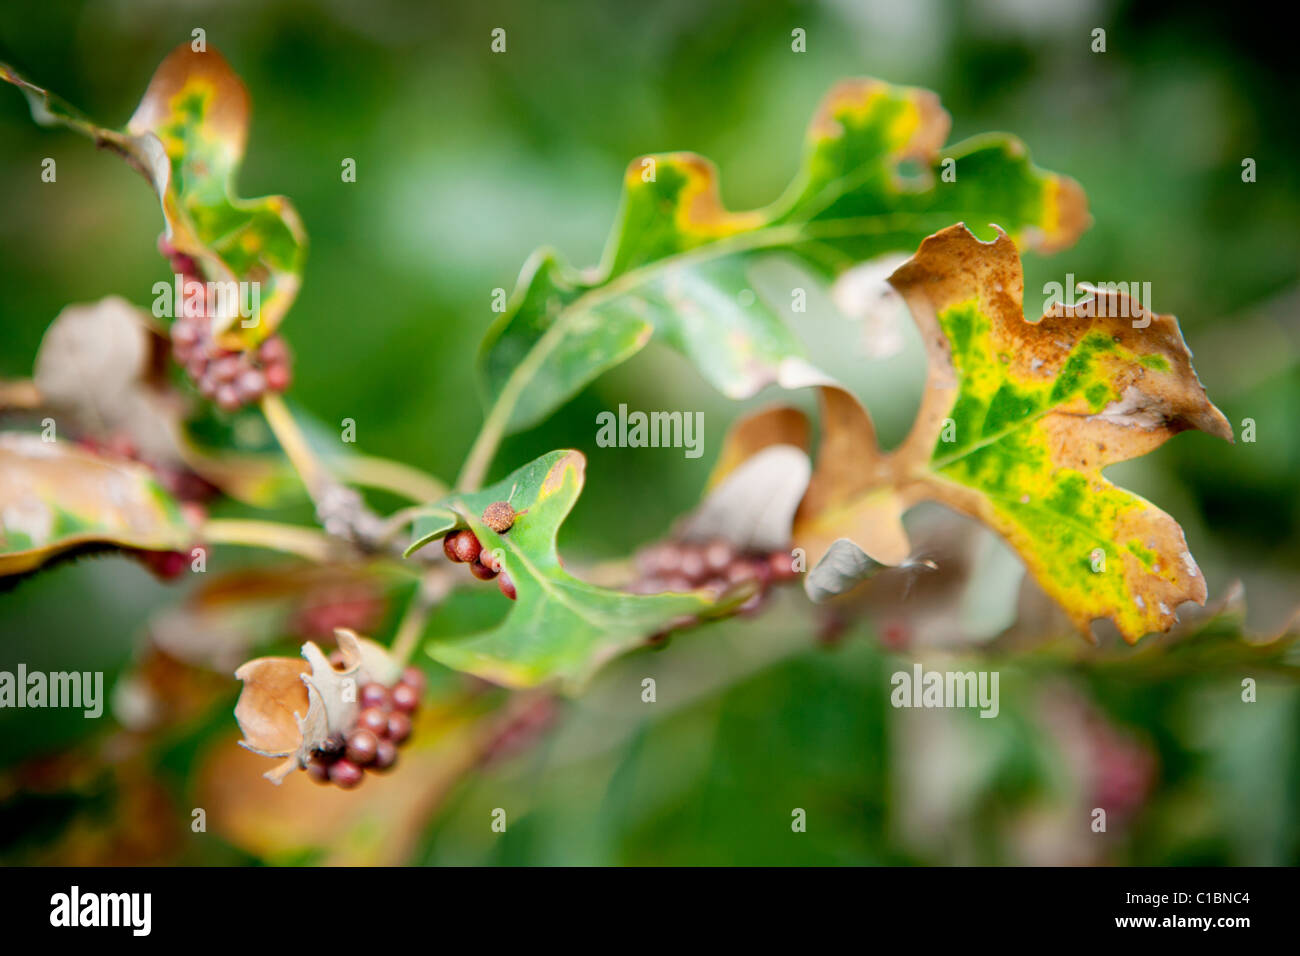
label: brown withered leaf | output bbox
[234,628,401,783]
[200,695,515,865]
[703,406,810,490]
[681,406,812,553]
[33,297,182,463]
[231,657,311,758]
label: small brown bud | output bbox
[482,500,517,533]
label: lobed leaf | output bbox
[2,45,306,348]
[478,78,1089,433]
[409,450,737,689]
[794,224,1232,642]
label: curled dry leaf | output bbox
[234,628,401,783]
[675,404,813,555]
[34,297,183,465]
[703,405,811,490]
[680,447,811,554]
[805,537,893,604]
[797,382,914,568]
[793,224,1232,642]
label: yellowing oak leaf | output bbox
[2,45,306,348]
[475,75,1089,448]
[795,224,1232,642]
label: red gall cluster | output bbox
[629,537,799,615]
[292,583,386,643]
[306,665,426,789]
[159,237,291,411]
[441,500,523,600]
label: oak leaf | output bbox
[0,433,193,576]
[409,451,746,689]
[793,224,1232,642]
[2,45,306,348]
[478,78,1089,435]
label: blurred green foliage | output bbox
[1,0,1297,864]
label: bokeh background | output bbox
[1,0,1297,864]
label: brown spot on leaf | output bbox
[541,450,586,498]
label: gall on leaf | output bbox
[408,451,746,690]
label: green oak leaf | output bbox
[794,224,1232,642]
[409,450,738,689]
[2,44,306,349]
[0,433,193,576]
[478,78,1089,434]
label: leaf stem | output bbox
[201,518,338,562]
[340,454,447,502]
[259,392,331,500]
[389,578,444,667]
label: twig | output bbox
[340,454,447,503]
[201,518,338,563]
[259,392,330,500]
[259,393,418,555]
[390,573,451,667]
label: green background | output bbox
[1,0,1297,864]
